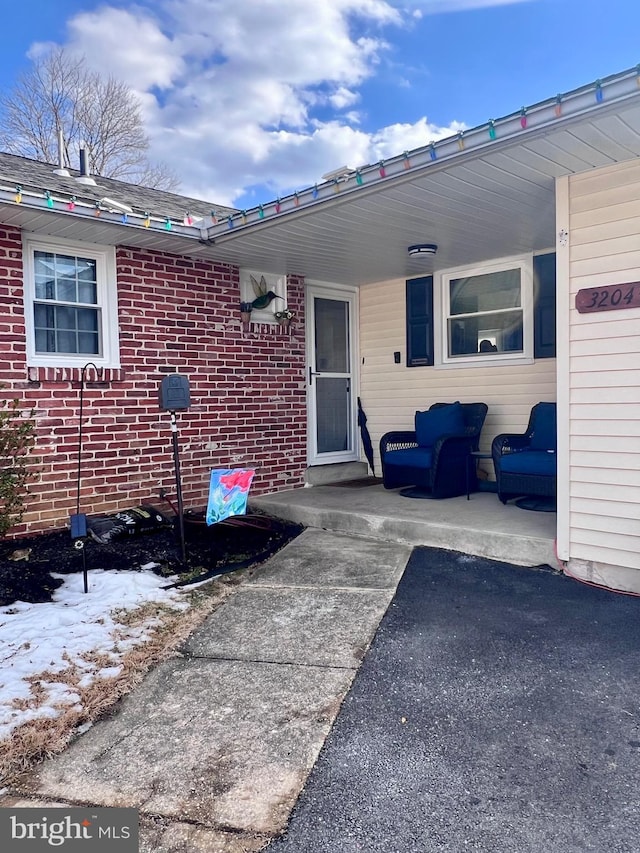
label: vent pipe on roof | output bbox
[52,127,71,177]
[76,145,97,186]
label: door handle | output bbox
[308,367,321,384]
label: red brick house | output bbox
[2,64,640,595]
[0,153,307,534]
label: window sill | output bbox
[27,366,124,383]
[434,356,535,370]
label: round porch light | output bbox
[408,243,438,257]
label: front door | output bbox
[306,284,358,465]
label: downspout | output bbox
[555,176,571,565]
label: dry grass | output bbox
[0,580,234,784]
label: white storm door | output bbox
[307,285,358,465]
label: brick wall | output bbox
[0,225,307,535]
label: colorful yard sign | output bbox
[206,469,255,525]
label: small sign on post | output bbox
[159,374,191,565]
[575,281,640,314]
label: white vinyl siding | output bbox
[359,277,555,475]
[566,158,640,582]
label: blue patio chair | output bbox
[491,402,557,505]
[380,402,488,498]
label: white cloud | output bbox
[329,87,361,109]
[34,7,184,91]
[407,0,531,10]
[30,0,493,206]
[369,117,467,160]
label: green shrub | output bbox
[0,396,37,538]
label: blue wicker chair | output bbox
[491,402,557,505]
[380,402,488,498]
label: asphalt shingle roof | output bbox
[0,151,236,223]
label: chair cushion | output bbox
[415,403,464,447]
[529,403,557,451]
[500,449,556,476]
[384,447,433,469]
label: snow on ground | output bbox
[0,569,188,742]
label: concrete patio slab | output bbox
[247,528,409,590]
[15,658,355,836]
[183,529,412,667]
[252,483,557,566]
[1,798,270,853]
[137,818,269,853]
[184,586,391,667]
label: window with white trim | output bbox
[23,235,120,368]
[439,255,533,365]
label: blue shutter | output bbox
[406,276,433,367]
[533,253,556,359]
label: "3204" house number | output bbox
[575,281,640,314]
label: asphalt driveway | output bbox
[267,547,640,853]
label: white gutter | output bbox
[1,66,638,247]
[207,64,640,243]
[0,185,207,242]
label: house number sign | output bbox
[575,281,640,314]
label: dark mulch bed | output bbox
[0,506,303,606]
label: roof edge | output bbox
[207,64,640,241]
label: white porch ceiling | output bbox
[201,101,640,285]
[1,89,640,287]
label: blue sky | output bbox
[1,0,637,207]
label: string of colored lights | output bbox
[4,73,638,233]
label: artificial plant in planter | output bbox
[239,302,253,331]
[274,307,295,327]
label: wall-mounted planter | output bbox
[239,302,253,331]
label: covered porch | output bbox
[252,480,557,568]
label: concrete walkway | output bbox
[3,529,412,852]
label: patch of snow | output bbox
[0,568,187,741]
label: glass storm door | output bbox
[307,285,358,465]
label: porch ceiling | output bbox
[203,99,640,285]
[1,89,639,286]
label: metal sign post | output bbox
[169,410,187,564]
[159,374,191,566]
[71,362,103,593]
